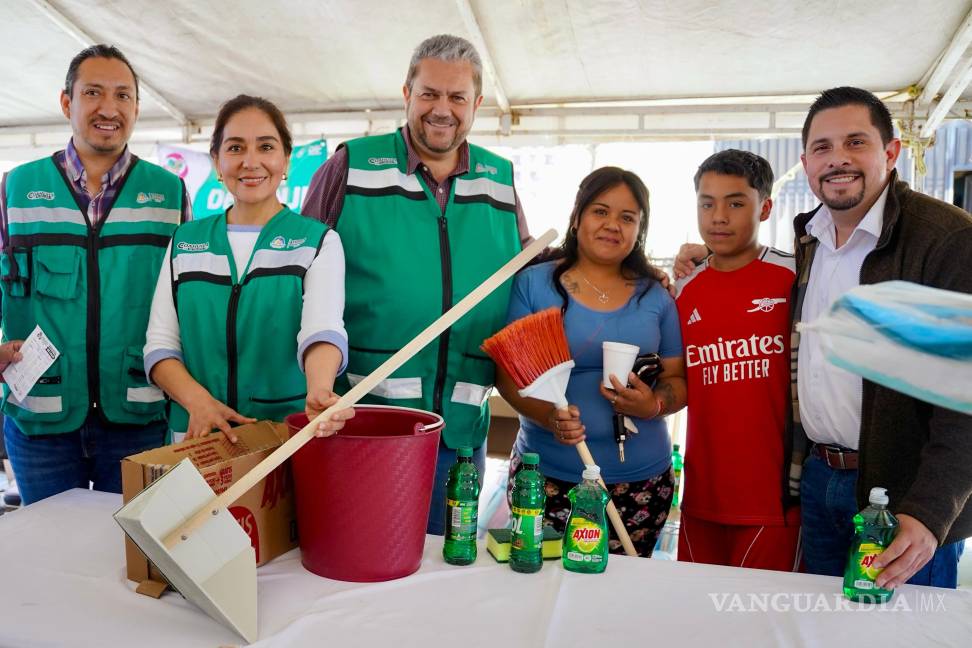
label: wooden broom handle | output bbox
[164,229,558,548]
[574,440,639,557]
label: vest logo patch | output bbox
[270,236,287,249]
[475,162,497,175]
[176,241,209,252]
[136,192,165,204]
[26,191,55,201]
[286,237,306,248]
[368,157,398,166]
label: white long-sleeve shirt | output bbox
[797,185,889,450]
[143,225,347,382]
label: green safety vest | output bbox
[336,130,521,449]
[0,155,184,435]
[168,208,328,433]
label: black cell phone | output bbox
[631,353,663,389]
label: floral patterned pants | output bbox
[508,450,675,558]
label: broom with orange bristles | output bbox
[482,307,638,557]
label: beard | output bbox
[416,123,464,154]
[817,172,866,212]
[87,140,124,154]
[408,108,469,155]
[821,185,865,211]
[83,124,126,155]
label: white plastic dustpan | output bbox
[115,460,258,640]
[114,229,557,643]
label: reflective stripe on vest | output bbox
[347,166,425,199]
[248,246,319,274]
[453,176,516,212]
[104,206,181,225]
[172,252,232,280]
[6,206,88,226]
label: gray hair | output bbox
[405,34,483,97]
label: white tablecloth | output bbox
[1,489,971,647]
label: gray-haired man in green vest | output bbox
[302,34,534,534]
[0,45,189,505]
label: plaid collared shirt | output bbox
[59,138,133,224]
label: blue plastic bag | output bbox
[799,281,972,415]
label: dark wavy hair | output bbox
[549,166,656,312]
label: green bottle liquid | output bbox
[671,444,683,508]
[562,464,610,573]
[443,447,480,565]
[843,487,899,603]
[510,452,545,573]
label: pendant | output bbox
[597,293,609,304]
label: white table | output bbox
[2,489,971,647]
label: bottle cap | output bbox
[673,444,680,452]
[582,464,600,480]
[868,487,889,506]
[522,452,540,466]
[457,447,473,458]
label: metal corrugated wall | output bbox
[716,121,972,250]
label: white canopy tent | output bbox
[2,0,972,157]
[3,0,972,258]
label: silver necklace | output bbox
[577,271,610,304]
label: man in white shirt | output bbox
[792,87,972,590]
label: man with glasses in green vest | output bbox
[0,45,189,505]
[303,34,533,534]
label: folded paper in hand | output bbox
[2,325,59,402]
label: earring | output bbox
[216,175,223,182]
[282,172,288,181]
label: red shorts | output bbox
[677,508,802,572]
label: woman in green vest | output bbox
[144,95,352,441]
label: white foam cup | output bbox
[602,341,640,388]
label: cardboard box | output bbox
[121,420,298,595]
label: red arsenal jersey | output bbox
[675,247,795,525]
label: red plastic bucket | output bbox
[286,405,443,582]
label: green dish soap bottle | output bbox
[843,487,899,603]
[562,464,610,574]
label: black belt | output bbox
[812,444,859,470]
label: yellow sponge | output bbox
[486,527,563,562]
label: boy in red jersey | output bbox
[674,149,800,571]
